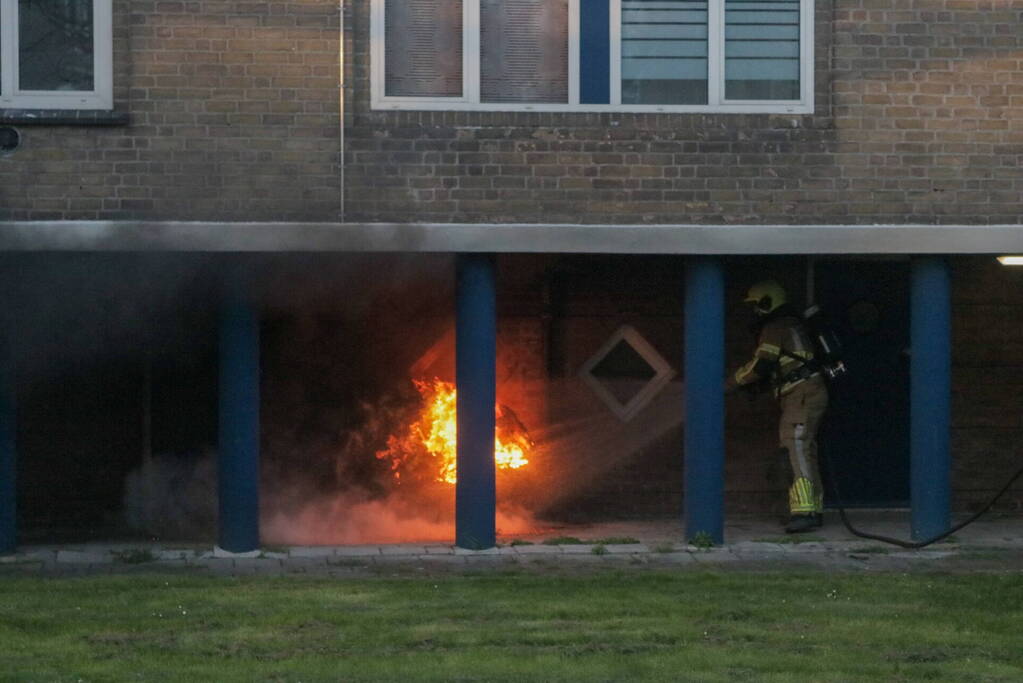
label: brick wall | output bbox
[0,0,342,221]
[3,1,1020,224]
[344,0,1023,225]
[952,256,1023,512]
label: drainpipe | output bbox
[339,1,347,222]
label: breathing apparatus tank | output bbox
[803,304,847,381]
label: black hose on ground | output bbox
[824,449,1023,550]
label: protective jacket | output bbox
[729,305,829,517]
[730,305,819,397]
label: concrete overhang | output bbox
[0,221,1022,254]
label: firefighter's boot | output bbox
[785,514,818,534]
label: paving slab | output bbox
[379,545,426,556]
[289,546,336,559]
[156,549,195,562]
[423,545,454,555]
[212,548,260,559]
[56,550,113,564]
[559,544,597,554]
[604,543,648,554]
[648,552,696,565]
[334,545,382,557]
[454,546,501,556]
[13,512,1023,577]
[512,544,558,554]
[415,554,466,565]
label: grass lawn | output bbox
[1,570,1021,681]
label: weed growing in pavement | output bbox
[543,537,585,546]
[689,532,715,550]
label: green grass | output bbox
[542,536,585,546]
[689,531,716,549]
[592,536,641,545]
[1,572,1022,681]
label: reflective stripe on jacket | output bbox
[733,314,816,397]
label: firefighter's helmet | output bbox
[744,280,786,315]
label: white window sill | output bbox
[370,100,814,115]
[0,109,128,126]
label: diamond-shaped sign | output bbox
[579,325,676,422]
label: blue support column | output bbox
[455,254,497,550]
[910,256,951,541]
[684,257,726,545]
[0,342,15,555]
[218,277,261,553]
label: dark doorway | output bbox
[816,260,910,507]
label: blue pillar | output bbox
[455,253,497,550]
[684,257,726,545]
[218,276,260,553]
[910,256,951,541]
[0,342,15,555]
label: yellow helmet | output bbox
[744,280,786,315]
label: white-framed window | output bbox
[371,0,813,114]
[0,0,113,110]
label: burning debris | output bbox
[376,379,532,485]
[122,376,540,545]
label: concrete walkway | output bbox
[2,512,1021,577]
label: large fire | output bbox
[377,379,531,485]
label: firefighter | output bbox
[725,280,829,534]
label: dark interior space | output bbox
[8,251,991,544]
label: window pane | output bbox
[481,0,568,104]
[19,0,95,92]
[725,0,800,100]
[621,0,708,105]
[385,0,462,98]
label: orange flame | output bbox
[377,379,531,485]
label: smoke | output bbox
[120,374,685,545]
[123,452,217,541]
[115,268,459,541]
[113,253,684,545]
[121,449,538,545]
[262,494,536,546]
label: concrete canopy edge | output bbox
[0,222,1021,254]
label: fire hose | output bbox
[822,447,1023,550]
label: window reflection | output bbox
[19,0,95,92]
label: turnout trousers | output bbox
[779,376,829,515]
